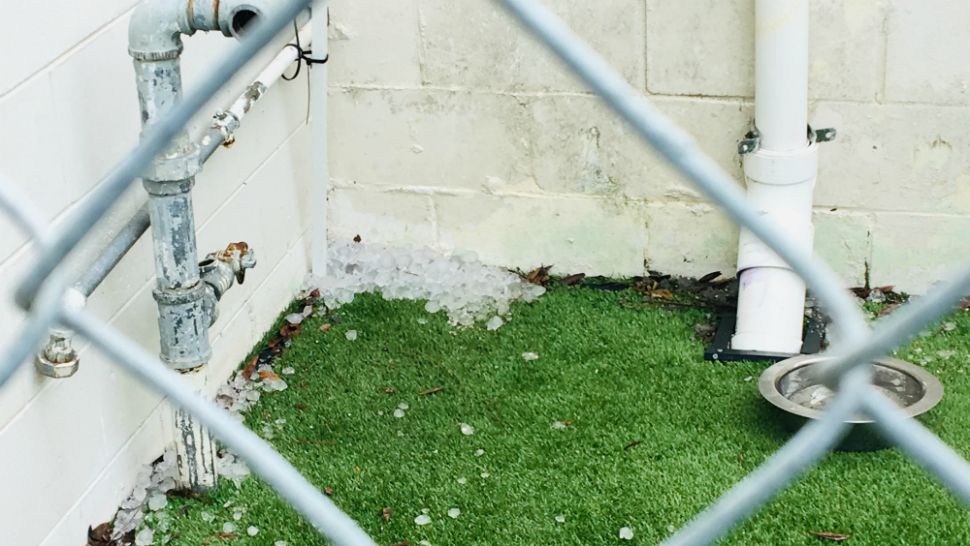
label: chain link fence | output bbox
[2,1,970,544]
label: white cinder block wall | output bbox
[327,0,970,294]
[0,3,312,545]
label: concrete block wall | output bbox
[0,4,312,544]
[327,0,970,293]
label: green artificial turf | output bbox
[154,287,970,545]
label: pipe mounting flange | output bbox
[809,125,837,144]
[739,125,837,155]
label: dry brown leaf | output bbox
[241,355,258,381]
[217,532,240,539]
[650,288,675,300]
[420,386,444,396]
[381,506,393,522]
[87,523,113,546]
[319,323,332,333]
[383,386,396,394]
[525,265,553,286]
[258,370,280,382]
[810,531,851,542]
[560,272,586,286]
[698,271,721,284]
[850,286,870,299]
[324,486,334,496]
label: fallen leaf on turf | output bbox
[649,288,675,300]
[242,355,258,381]
[258,370,280,381]
[324,486,334,496]
[525,265,553,286]
[382,507,393,521]
[87,523,113,546]
[698,271,721,283]
[420,386,444,396]
[383,386,396,394]
[279,323,302,338]
[217,532,240,539]
[810,531,851,542]
[560,272,586,286]
[319,323,332,333]
[850,286,870,299]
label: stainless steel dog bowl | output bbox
[758,355,944,451]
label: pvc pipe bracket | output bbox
[738,124,837,155]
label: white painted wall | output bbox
[0,4,312,545]
[326,0,970,294]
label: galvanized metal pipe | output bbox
[131,14,216,489]
[14,0,311,310]
[74,21,312,301]
[76,206,151,297]
[65,308,376,546]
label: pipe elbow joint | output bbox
[128,0,194,60]
[215,1,310,39]
[217,0,270,39]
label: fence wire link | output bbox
[1,0,969,544]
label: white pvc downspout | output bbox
[732,0,817,355]
[310,0,329,276]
